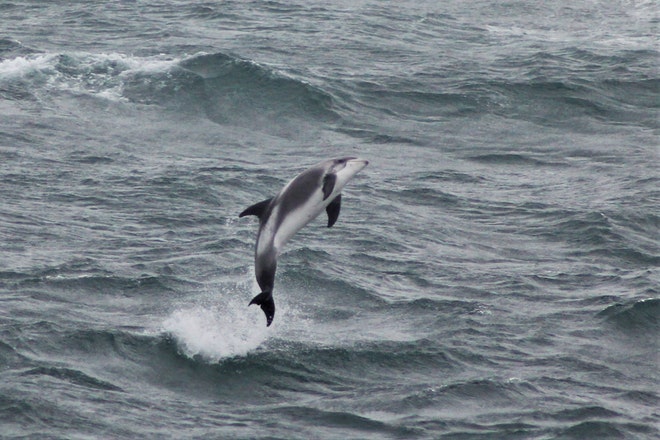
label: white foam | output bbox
[162,288,270,362]
[0,51,185,102]
[0,52,180,76]
[0,53,58,78]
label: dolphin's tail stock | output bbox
[249,290,275,327]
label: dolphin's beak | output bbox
[349,157,369,168]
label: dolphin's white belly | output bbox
[272,191,325,253]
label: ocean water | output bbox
[1,1,658,439]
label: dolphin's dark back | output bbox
[271,167,324,230]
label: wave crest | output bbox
[0,50,338,135]
[597,298,659,333]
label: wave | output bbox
[20,365,123,392]
[340,82,484,122]
[335,44,659,133]
[487,79,658,129]
[554,420,652,439]
[524,209,659,267]
[268,339,463,378]
[0,37,35,60]
[31,324,455,398]
[466,152,569,167]
[0,339,28,368]
[0,51,174,97]
[0,50,339,135]
[267,405,419,438]
[597,298,659,333]
[177,52,338,123]
[2,264,185,297]
[2,46,655,144]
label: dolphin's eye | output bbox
[337,158,346,164]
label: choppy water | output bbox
[1,1,658,439]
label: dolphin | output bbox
[239,157,369,326]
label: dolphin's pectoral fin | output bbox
[249,291,275,327]
[322,173,336,200]
[326,194,342,228]
[239,198,273,219]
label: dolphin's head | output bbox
[328,157,369,191]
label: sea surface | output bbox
[0,1,658,439]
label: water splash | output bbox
[162,292,269,362]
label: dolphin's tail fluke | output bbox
[249,291,275,327]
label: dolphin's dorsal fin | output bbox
[322,173,336,200]
[239,198,273,219]
[326,194,342,228]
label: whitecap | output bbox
[0,53,59,78]
[0,51,185,102]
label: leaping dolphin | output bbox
[239,157,369,326]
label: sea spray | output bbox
[161,274,270,362]
[162,296,269,362]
